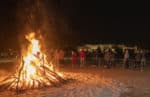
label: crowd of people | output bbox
[123,49,146,71]
[52,47,149,72]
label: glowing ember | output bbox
[0,32,64,91]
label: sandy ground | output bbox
[61,66,150,97]
[0,71,126,97]
[0,63,150,97]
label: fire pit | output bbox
[0,32,65,92]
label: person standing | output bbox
[104,49,107,68]
[95,47,102,68]
[140,50,146,72]
[54,49,60,71]
[72,50,77,68]
[59,49,65,67]
[104,49,112,68]
[123,50,129,69]
[110,50,115,68]
[135,50,142,69]
[80,48,85,68]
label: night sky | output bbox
[0,0,150,49]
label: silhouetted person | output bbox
[95,47,102,68]
[80,48,85,67]
[135,50,142,68]
[104,49,111,68]
[110,50,115,68]
[123,50,129,69]
[59,49,65,67]
[54,49,60,71]
[140,50,146,72]
[72,50,77,68]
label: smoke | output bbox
[16,0,56,54]
[17,0,72,55]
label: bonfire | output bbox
[0,32,64,91]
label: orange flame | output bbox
[0,32,64,90]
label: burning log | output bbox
[0,32,65,92]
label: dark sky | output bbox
[57,1,150,46]
[0,0,150,49]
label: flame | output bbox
[0,32,64,91]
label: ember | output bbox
[0,32,64,91]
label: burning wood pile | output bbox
[0,32,65,91]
